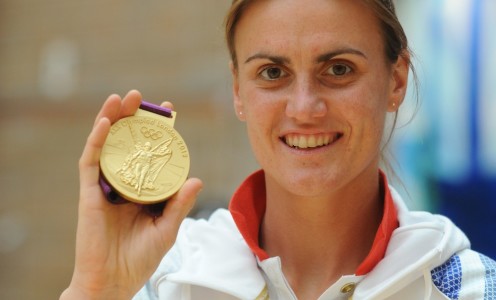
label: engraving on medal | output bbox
[116,139,172,196]
[100,115,190,203]
[140,127,163,140]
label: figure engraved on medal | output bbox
[100,114,190,204]
[116,137,172,196]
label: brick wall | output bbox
[0,1,259,298]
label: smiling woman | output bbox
[230,0,407,213]
[60,1,495,300]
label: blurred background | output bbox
[0,0,494,299]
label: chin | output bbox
[280,169,342,197]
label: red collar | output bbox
[228,169,399,276]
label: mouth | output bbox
[281,133,343,149]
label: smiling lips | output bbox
[283,133,343,149]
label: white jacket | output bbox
[134,185,495,300]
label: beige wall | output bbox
[0,1,260,299]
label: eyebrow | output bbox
[244,48,367,65]
[316,48,367,63]
[244,53,290,65]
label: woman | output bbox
[61,0,495,299]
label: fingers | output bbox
[93,94,121,128]
[120,90,143,117]
[156,178,203,236]
[93,90,143,128]
[79,117,111,190]
[160,101,174,110]
[81,118,111,168]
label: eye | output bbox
[326,63,352,76]
[260,67,287,80]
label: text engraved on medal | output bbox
[101,115,190,203]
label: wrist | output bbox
[60,283,133,300]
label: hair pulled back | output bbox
[224,0,412,70]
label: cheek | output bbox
[239,89,272,140]
[240,84,282,115]
[244,116,275,169]
[338,85,389,143]
[239,86,287,140]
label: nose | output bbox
[285,76,327,122]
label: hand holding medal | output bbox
[63,90,202,299]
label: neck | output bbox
[260,168,383,299]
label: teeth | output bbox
[298,136,308,148]
[307,135,316,148]
[284,133,339,149]
[317,135,323,146]
[324,135,330,145]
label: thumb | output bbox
[155,178,203,241]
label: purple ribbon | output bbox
[139,100,173,118]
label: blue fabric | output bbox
[431,255,462,300]
[480,253,496,299]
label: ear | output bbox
[387,51,410,112]
[230,61,246,121]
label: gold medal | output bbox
[100,108,190,204]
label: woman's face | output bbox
[231,0,408,197]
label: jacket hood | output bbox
[353,187,471,299]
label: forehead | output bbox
[234,0,384,60]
